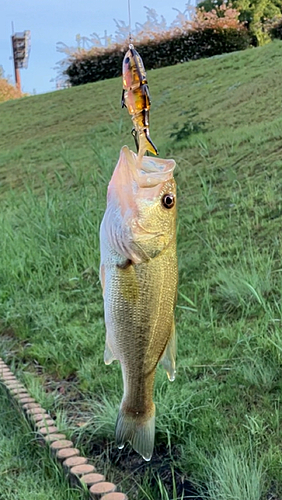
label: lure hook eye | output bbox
[162,193,175,209]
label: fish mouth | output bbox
[121,146,176,188]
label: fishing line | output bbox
[128,0,132,42]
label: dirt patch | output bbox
[85,439,204,500]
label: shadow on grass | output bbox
[86,438,204,499]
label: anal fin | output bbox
[160,321,176,381]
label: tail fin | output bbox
[115,406,155,461]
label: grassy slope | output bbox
[1,40,282,498]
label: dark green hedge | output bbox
[65,27,251,86]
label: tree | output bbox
[197,0,282,44]
[233,0,281,24]
[198,0,227,14]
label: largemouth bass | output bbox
[99,146,177,460]
[122,44,158,158]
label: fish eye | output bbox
[162,193,175,209]
[125,57,130,64]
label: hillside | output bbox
[1,40,282,499]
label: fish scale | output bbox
[100,146,178,460]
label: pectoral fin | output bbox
[104,340,116,365]
[160,321,176,381]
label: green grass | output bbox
[203,444,266,500]
[0,387,83,500]
[1,40,282,499]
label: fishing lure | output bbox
[121,44,158,158]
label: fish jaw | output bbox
[103,146,176,262]
[109,145,175,191]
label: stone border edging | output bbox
[0,358,128,500]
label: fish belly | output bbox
[105,246,177,387]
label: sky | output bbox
[0,0,194,95]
